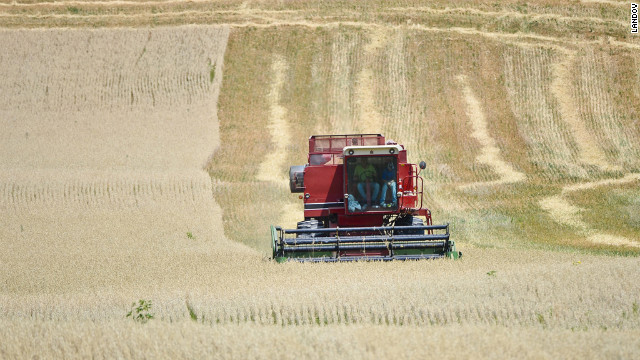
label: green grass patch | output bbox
[567,182,640,246]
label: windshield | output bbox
[345,156,398,212]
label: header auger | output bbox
[271,134,460,262]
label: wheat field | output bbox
[1,0,640,358]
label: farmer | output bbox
[354,157,379,209]
[379,161,397,208]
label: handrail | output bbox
[399,163,425,211]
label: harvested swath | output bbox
[256,55,289,185]
[355,27,387,134]
[328,31,363,134]
[383,30,411,144]
[574,47,640,171]
[503,45,587,181]
[550,48,612,171]
[213,25,640,255]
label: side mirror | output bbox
[419,161,426,170]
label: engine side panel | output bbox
[303,165,344,218]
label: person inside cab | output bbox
[380,161,397,208]
[354,157,379,209]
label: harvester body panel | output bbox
[275,134,460,262]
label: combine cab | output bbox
[271,134,460,262]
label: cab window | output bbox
[345,156,397,212]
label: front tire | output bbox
[394,215,424,235]
[296,219,320,238]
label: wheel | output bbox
[393,215,424,235]
[296,219,320,238]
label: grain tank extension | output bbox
[271,134,460,262]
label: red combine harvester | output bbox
[271,134,461,262]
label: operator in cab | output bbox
[354,157,380,210]
[380,161,397,208]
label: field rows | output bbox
[2,322,639,359]
[214,25,639,253]
[215,27,640,183]
[1,249,639,329]
[0,26,245,297]
[0,170,215,212]
[0,28,226,112]
[503,46,587,180]
[1,4,640,357]
[575,48,640,169]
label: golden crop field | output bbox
[1,0,639,358]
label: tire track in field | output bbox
[539,173,640,248]
[256,55,289,186]
[457,75,526,189]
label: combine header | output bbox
[271,134,460,262]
